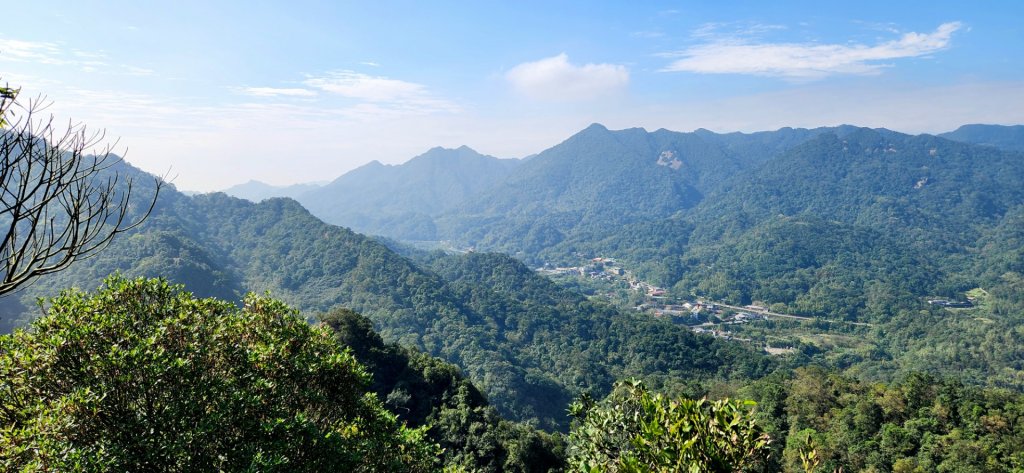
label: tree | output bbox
[0,84,17,127]
[567,379,771,472]
[0,83,161,296]
[0,276,438,472]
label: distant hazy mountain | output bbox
[297,146,520,240]
[939,124,1024,152]
[221,179,323,202]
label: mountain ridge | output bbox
[295,145,520,240]
[938,123,1024,152]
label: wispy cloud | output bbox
[506,53,629,101]
[303,71,459,114]
[0,39,66,65]
[240,87,317,97]
[689,22,786,40]
[304,71,425,102]
[662,22,962,79]
[631,30,665,39]
[0,37,154,76]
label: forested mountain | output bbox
[939,123,1024,152]
[408,124,1024,392]
[696,128,1024,239]
[430,124,838,259]
[0,171,770,431]
[221,179,323,202]
[670,128,1024,317]
[297,146,520,240]
[395,125,1024,324]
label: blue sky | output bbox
[2,1,1022,191]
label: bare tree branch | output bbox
[0,83,163,296]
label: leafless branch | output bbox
[0,89,162,296]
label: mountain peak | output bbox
[560,123,613,144]
[421,145,479,154]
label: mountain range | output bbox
[223,146,520,240]
[5,122,1024,428]
[211,121,1024,391]
[2,161,769,430]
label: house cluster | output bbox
[640,300,718,320]
[537,256,772,331]
[927,298,973,308]
[690,326,751,342]
[630,280,666,297]
[537,257,625,281]
[726,311,766,324]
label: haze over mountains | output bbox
[221,180,325,203]
[225,146,520,239]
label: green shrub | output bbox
[0,276,436,472]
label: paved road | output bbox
[708,301,874,327]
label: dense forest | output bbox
[6,277,1022,471]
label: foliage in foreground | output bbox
[321,307,566,472]
[744,367,1024,472]
[567,380,771,472]
[0,276,435,472]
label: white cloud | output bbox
[305,71,425,102]
[303,71,459,114]
[240,87,317,97]
[663,22,962,78]
[25,75,1023,194]
[506,53,629,101]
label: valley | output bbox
[537,254,878,357]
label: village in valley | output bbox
[536,256,794,350]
